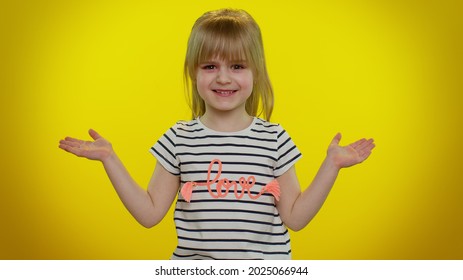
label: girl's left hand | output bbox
[327,133,375,169]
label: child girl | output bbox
[59,8,375,260]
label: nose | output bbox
[216,68,231,84]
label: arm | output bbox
[59,129,179,228]
[276,133,375,231]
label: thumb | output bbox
[88,129,102,140]
[331,132,342,146]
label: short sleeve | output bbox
[149,125,180,176]
[274,125,302,177]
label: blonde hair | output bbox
[184,8,274,121]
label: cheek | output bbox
[195,74,208,93]
[240,75,254,92]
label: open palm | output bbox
[328,133,375,169]
[59,129,113,161]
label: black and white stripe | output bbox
[150,117,301,260]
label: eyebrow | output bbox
[199,59,248,64]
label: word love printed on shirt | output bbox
[180,159,280,203]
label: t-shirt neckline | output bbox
[196,117,257,134]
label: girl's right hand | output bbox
[59,129,113,162]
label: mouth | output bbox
[212,89,237,97]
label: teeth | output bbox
[214,90,235,96]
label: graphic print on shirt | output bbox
[180,158,281,203]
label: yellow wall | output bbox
[1,0,462,259]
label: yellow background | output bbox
[1,0,462,259]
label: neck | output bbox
[200,110,253,132]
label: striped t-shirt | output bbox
[150,117,302,260]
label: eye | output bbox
[231,64,246,70]
[201,64,216,70]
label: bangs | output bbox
[196,29,249,64]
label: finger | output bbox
[63,136,84,144]
[357,142,376,161]
[89,129,102,141]
[350,138,366,149]
[358,150,372,161]
[60,139,83,148]
[362,141,375,153]
[59,142,85,157]
[330,133,342,145]
[356,138,375,151]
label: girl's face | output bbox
[196,58,254,117]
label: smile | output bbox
[213,90,237,97]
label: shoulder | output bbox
[253,118,286,136]
[169,119,203,134]
[254,117,280,130]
